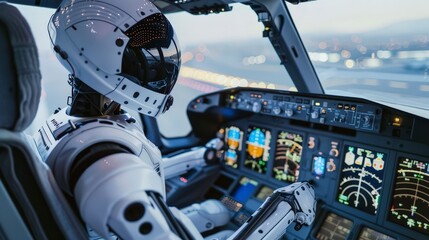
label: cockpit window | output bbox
[158,4,296,137]
[288,0,429,112]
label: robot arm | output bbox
[163,139,317,239]
[228,182,316,240]
[163,138,223,179]
[74,153,183,240]
[34,110,203,240]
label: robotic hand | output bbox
[163,139,317,239]
[228,182,316,240]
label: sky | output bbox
[288,0,429,34]
[15,0,429,48]
[167,0,429,44]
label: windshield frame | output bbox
[249,0,324,94]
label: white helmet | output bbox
[50,0,180,117]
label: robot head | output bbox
[49,0,180,117]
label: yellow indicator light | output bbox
[393,117,402,127]
[315,102,321,106]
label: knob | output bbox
[329,148,339,157]
[326,159,336,172]
[363,116,371,124]
[311,110,319,119]
[273,106,281,115]
[252,102,262,113]
[285,108,293,117]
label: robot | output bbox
[33,0,317,239]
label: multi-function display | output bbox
[221,126,243,168]
[337,145,387,215]
[272,131,303,183]
[357,227,395,240]
[316,213,353,240]
[244,126,271,174]
[389,157,429,235]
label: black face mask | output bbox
[121,13,181,95]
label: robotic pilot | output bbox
[34,0,316,239]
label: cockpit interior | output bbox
[1,0,428,239]
[175,87,429,239]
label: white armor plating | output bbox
[50,0,177,116]
[34,108,165,196]
[32,108,182,238]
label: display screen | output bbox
[388,157,429,235]
[244,126,271,174]
[255,186,274,201]
[230,177,258,203]
[272,131,303,182]
[313,156,326,177]
[337,145,387,215]
[221,126,243,168]
[316,212,353,240]
[358,227,395,240]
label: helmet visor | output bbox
[122,13,180,95]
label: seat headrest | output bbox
[0,3,41,132]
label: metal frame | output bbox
[248,0,324,94]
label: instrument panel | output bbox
[185,87,429,240]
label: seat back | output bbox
[0,3,86,239]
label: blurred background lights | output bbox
[345,59,355,68]
[242,54,267,65]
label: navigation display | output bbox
[388,157,429,235]
[337,145,387,215]
[230,177,258,203]
[244,126,271,174]
[272,131,303,182]
[316,212,353,240]
[222,126,243,168]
